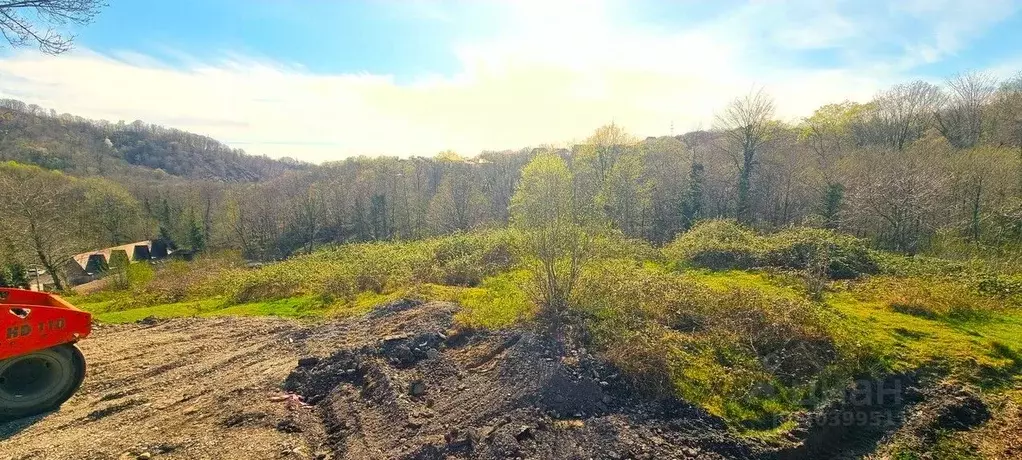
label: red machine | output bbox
[1,288,90,421]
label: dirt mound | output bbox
[776,372,923,459]
[284,302,756,460]
[870,381,990,456]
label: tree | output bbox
[0,0,105,54]
[511,153,597,321]
[598,151,649,237]
[0,162,85,290]
[427,166,487,234]
[82,178,148,247]
[868,81,944,150]
[988,72,1022,191]
[715,89,777,223]
[820,183,844,230]
[187,210,205,252]
[681,162,705,230]
[576,123,637,184]
[936,72,996,148]
[801,102,861,158]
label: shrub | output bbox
[229,268,304,304]
[662,221,880,279]
[572,262,851,428]
[318,271,357,303]
[662,220,763,270]
[765,227,879,279]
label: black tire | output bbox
[0,344,86,422]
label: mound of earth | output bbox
[870,381,991,457]
[2,299,995,460]
[283,300,757,460]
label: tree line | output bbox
[1,70,1021,288]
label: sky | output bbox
[1,0,1021,162]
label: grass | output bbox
[64,223,1022,448]
[456,269,536,329]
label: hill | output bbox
[9,224,1016,459]
[0,98,307,181]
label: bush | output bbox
[662,221,880,279]
[572,262,852,428]
[319,272,356,303]
[430,231,516,286]
[662,220,763,270]
[765,227,879,279]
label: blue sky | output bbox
[2,0,1021,161]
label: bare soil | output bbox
[1,300,993,460]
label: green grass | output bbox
[90,298,223,323]
[64,225,1022,445]
[456,269,535,329]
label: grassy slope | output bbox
[64,226,1022,454]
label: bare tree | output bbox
[869,81,944,150]
[0,163,86,290]
[936,72,997,148]
[0,0,105,54]
[715,88,777,223]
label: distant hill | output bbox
[0,98,306,181]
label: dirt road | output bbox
[1,316,330,459]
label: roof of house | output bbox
[71,240,152,270]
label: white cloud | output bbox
[0,0,1017,162]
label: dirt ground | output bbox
[1,300,998,460]
[1,316,324,460]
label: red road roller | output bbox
[1,288,90,421]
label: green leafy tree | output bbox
[598,151,650,237]
[511,153,599,321]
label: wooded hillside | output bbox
[1,71,1021,286]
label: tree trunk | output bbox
[36,250,64,292]
[736,150,754,223]
[971,179,982,243]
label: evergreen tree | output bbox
[681,163,705,230]
[187,212,205,252]
[821,183,844,230]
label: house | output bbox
[65,240,158,286]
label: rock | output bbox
[514,426,534,442]
[137,453,152,460]
[426,348,440,360]
[297,357,320,367]
[445,429,472,448]
[276,416,302,433]
[409,380,426,397]
[383,333,413,342]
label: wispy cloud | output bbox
[0,0,1018,162]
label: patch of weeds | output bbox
[455,270,535,329]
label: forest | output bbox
[1,71,1021,287]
